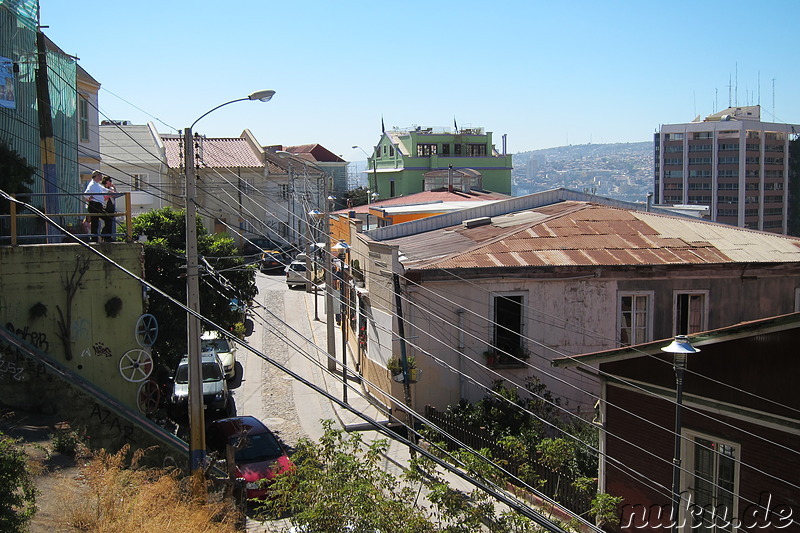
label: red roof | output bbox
[163,137,263,168]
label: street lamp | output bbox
[184,90,274,473]
[352,145,378,196]
[661,335,700,531]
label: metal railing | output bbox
[1,192,133,245]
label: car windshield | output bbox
[202,338,230,353]
[174,364,189,384]
[202,361,223,382]
[232,431,285,463]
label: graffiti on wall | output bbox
[89,402,136,441]
[6,322,50,353]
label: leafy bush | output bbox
[0,431,37,533]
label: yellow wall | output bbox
[0,243,147,412]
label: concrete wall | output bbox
[0,243,147,413]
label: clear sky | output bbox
[41,0,800,161]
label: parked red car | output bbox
[206,416,294,499]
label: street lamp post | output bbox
[307,209,323,320]
[184,89,274,473]
[661,335,700,532]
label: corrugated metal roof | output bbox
[163,137,264,169]
[388,201,800,270]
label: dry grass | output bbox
[56,445,243,532]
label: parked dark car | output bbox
[259,250,285,273]
[206,416,294,500]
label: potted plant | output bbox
[483,348,497,367]
[387,355,416,382]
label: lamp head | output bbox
[661,335,700,355]
[248,90,276,102]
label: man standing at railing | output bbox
[83,170,110,243]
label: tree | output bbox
[0,141,36,237]
[344,186,370,208]
[0,432,37,532]
[259,421,560,533]
[131,207,256,370]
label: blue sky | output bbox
[42,0,800,161]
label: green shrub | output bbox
[0,431,37,532]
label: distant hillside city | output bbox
[512,141,653,204]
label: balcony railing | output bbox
[1,192,133,245]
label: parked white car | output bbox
[170,351,229,414]
[201,330,236,379]
[285,260,309,289]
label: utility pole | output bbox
[393,273,415,453]
[184,127,206,473]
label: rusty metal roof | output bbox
[387,201,800,270]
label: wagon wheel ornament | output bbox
[119,349,154,383]
[135,314,159,347]
[137,379,161,414]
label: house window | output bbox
[441,144,450,155]
[674,291,707,335]
[683,430,739,532]
[131,173,147,191]
[618,292,652,345]
[390,180,395,197]
[492,293,525,364]
[454,144,462,155]
[389,145,394,157]
[417,144,437,156]
[79,97,89,142]
[280,184,289,200]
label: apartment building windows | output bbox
[618,292,652,346]
[689,195,712,204]
[674,291,707,335]
[664,158,683,165]
[764,144,784,152]
[765,132,785,141]
[682,430,739,533]
[664,171,683,178]
[718,208,737,216]
[718,143,739,151]
[764,207,783,216]
[764,157,784,165]
[717,183,739,190]
[417,144,437,156]
[764,170,783,179]
[718,156,739,164]
[689,144,712,152]
[665,145,684,153]
[718,170,738,178]
[689,157,712,164]
[745,156,760,164]
[744,183,759,191]
[664,183,683,190]
[79,97,90,142]
[467,144,487,157]
[718,196,738,203]
[763,181,783,190]
[693,132,712,140]
[688,183,710,190]
[689,170,711,178]
[744,170,759,178]
[745,143,760,152]
[665,133,684,141]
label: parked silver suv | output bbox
[170,351,229,414]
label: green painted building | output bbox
[365,126,512,199]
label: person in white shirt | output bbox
[83,171,110,242]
